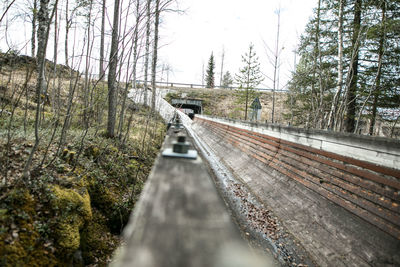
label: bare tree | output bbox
[118,0,144,139]
[368,1,386,135]
[344,0,362,133]
[313,0,325,128]
[99,0,106,80]
[107,0,120,138]
[151,0,160,112]
[64,0,81,67]
[219,46,225,87]
[271,8,282,123]
[327,0,345,130]
[23,0,58,178]
[64,0,69,66]
[83,0,94,128]
[31,0,37,57]
[143,0,151,105]
[0,0,17,24]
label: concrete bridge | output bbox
[112,89,400,266]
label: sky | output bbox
[0,0,317,90]
[158,0,317,89]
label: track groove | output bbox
[196,118,400,239]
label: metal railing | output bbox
[134,80,288,92]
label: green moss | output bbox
[62,149,69,158]
[50,185,92,221]
[0,189,57,266]
[80,210,119,265]
[110,146,118,154]
[55,218,82,252]
[49,185,92,253]
[127,160,140,172]
[91,147,100,158]
[89,183,117,213]
[61,148,76,163]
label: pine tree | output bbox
[222,71,233,88]
[287,0,400,135]
[205,53,215,88]
[362,0,400,135]
[235,43,264,120]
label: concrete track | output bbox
[191,117,400,267]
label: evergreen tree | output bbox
[361,0,400,135]
[235,43,264,120]
[222,71,233,88]
[286,0,400,135]
[205,53,215,88]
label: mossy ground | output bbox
[0,53,166,266]
[0,109,165,266]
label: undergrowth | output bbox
[0,54,166,266]
[0,108,165,266]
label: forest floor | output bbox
[0,53,166,266]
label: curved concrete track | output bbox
[191,117,400,267]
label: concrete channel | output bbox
[191,115,400,267]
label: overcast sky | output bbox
[159,0,317,89]
[0,0,317,89]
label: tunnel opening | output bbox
[171,98,203,115]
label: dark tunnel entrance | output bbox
[171,98,203,115]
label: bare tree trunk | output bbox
[23,0,54,178]
[131,0,140,90]
[310,0,323,128]
[0,0,17,24]
[345,0,362,133]
[124,0,146,117]
[151,0,160,112]
[83,0,93,128]
[117,0,136,139]
[31,0,37,57]
[107,0,120,138]
[99,0,106,80]
[219,47,224,87]
[315,0,325,128]
[272,8,281,124]
[50,3,60,112]
[64,0,69,66]
[143,0,151,105]
[290,49,297,125]
[53,5,58,67]
[369,1,386,135]
[335,21,364,132]
[327,0,345,129]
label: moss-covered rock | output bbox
[80,210,119,265]
[49,185,92,253]
[0,189,57,267]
